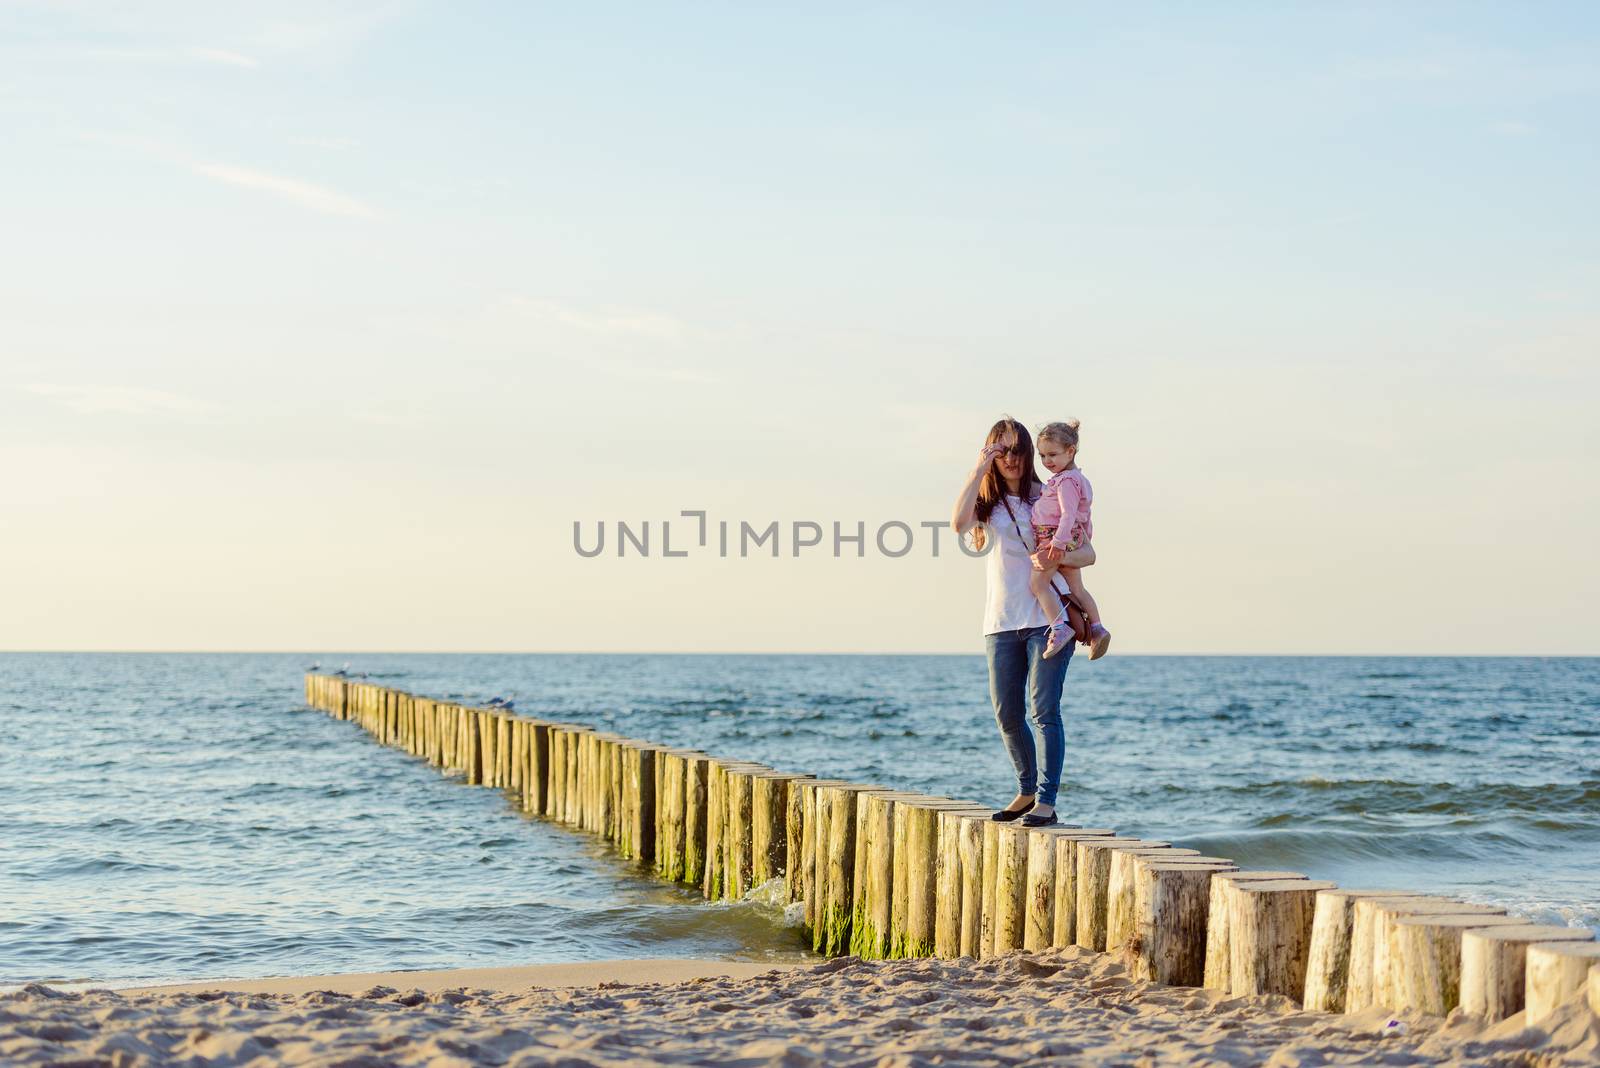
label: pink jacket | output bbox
[1033,468,1093,549]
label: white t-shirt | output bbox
[981,494,1051,635]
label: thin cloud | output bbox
[189,47,260,69]
[80,46,261,69]
[507,297,688,342]
[190,162,377,219]
[22,384,213,417]
[597,361,720,385]
[74,131,377,221]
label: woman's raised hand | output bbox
[977,442,1004,467]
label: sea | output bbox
[1,653,1595,989]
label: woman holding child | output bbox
[950,416,1109,828]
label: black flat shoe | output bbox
[991,804,1031,822]
[1020,812,1059,828]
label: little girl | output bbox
[1029,420,1111,661]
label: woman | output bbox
[951,417,1095,827]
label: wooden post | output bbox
[1130,862,1239,985]
[1022,827,1074,952]
[1048,830,1116,947]
[816,782,863,955]
[497,714,513,789]
[1302,889,1425,1013]
[1228,879,1338,1000]
[526,721,549,815]
[702,761,728,899]
[1389,914,1529,1015]
[681,753,711,888]
[784,773,807,903]
[957,812,989,958]
[596,735,621,841]
[1075,838,1167,952]
[479,709,498,787]
[586,732,605,832]
[723,766,757,900]
[1349,898,1505,1012]
[563,726,582,825]
[620,744,659,865]
[852,790,901,960]
[792,777,825,927]
[935,806,992,958]
[1202,870,1307,992]
[577,732,596,833]
[463,709,482,786]
[1105,846,1200,955]
[655,751,685,882]
[751,772,803,889]
[990,822,1033,956]
[1460,924,1595,1023]
[547,728,568,821]
[892,798,971,959]
[1525,942,1600,1026]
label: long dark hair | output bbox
[974,415,1041,527]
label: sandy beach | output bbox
[5,948,1597,1067]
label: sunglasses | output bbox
[996,443,1027,459]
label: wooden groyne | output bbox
[303,674,1599,1022]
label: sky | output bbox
[2,1,1597,654]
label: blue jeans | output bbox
[986,625,1072,808]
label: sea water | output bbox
[1,653,1594,987]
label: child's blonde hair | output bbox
[1037,420,1081,451]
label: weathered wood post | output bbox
[1075,838,1167,952]
[1460,925,1596,1023]
[681,752,711,888]
[1302,889,1424,1013]
[1202,871,1307,992]
[1021,826,1078,952]
[784,774,807,904]
[599,734,625,841]
[1129,861,1239,985]
[701,761,728,899]
[844,789,875,954]
[563,726,584,826]
[619,742,660,866]
[497,713,514,789]
[1348,898,1505,1012]
[462,707,483,786]
[577,732,597,833]
[1105,846,1200,955]
[990,822,1035,956]
[816,782,864,955]
[546,727,568,821]
[1048,831,1116,947]
[852,789,902,960]
[655,750,686,882]
[957,812,990,958]
[1525,942,1600,1025]
[891,797,973,959]
[590,732,610,833]
[934,807,992,958]
[751,772,804,889]
[723,766,757,900]
[525,720,549,815]
[1227,879,1339,1000]
[478,708,499,787]
[791,777,829,929]
[1388,914,1529,1015]
[979,820,1006,958]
